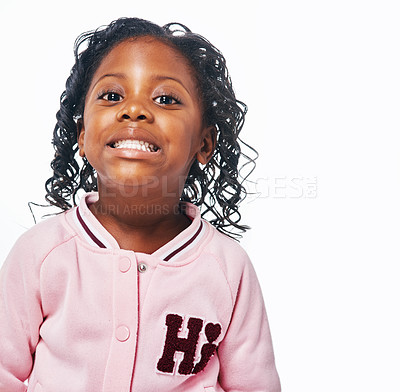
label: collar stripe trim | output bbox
[76,207,107,249]
[163,221,203,262]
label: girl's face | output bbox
[78,37,214,195]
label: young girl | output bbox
[0,17,280,392]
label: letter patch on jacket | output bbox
[157,313,222,375]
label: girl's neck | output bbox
[89,187,191,253]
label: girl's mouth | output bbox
[110,139,160,152]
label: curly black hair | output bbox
[45,17,257,238]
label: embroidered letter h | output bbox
[157,314,221,375]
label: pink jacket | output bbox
[0,193,280,392]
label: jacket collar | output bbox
[72,192,207,262]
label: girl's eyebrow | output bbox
[151,75,190,95]
[90,73,127,92]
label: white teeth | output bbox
[112,140,158,152]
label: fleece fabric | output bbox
[0,192,280,392]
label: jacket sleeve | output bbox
[217,257,281,392]
[0,235,43,391]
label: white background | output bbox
[1,0,399,390]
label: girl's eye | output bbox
[99,92,123,102]
[154,95,181,105]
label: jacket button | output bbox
[115,325,130,342]
[138,263,147,273]
[119,257,131,273]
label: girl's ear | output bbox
[77,118,86,157]
[196,125,217,165]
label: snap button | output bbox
[119,257,131,273]
[34,383,43,392]
[138,263,147,273]
[115,325,130,342]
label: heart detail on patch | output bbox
[204,323,222,343]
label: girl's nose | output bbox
[117,100,154,123]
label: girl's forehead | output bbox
[93,37,197,84]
